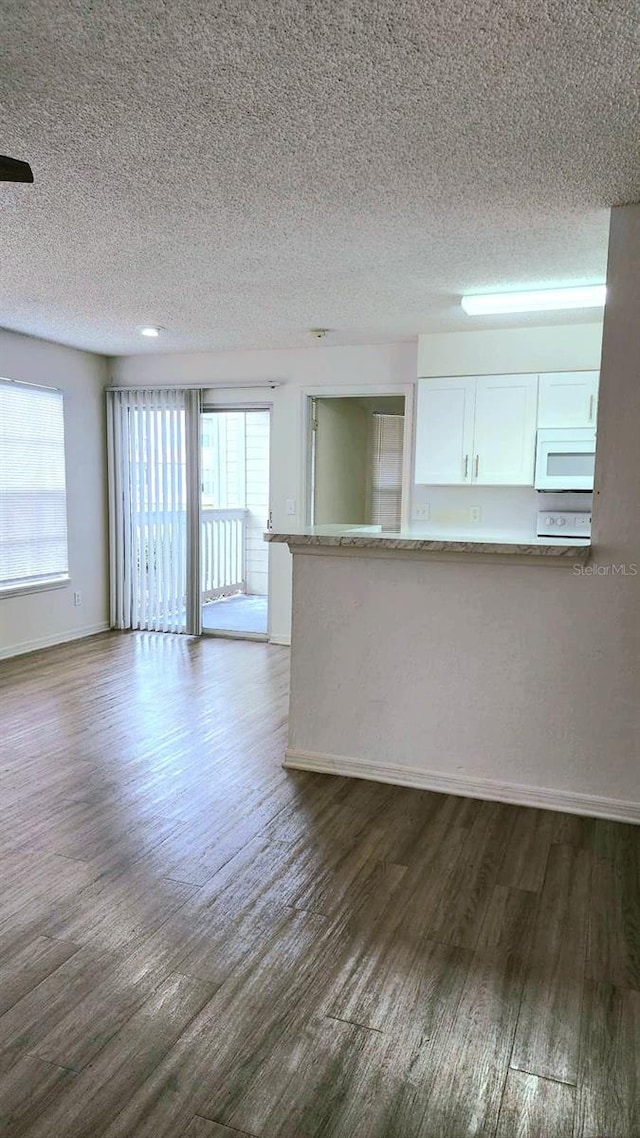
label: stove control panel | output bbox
[536,510,591,538]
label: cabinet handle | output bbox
[464,454,469,478]
[474,455,479,478]
[589,394,595,422]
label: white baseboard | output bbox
[269,636,291,647]
[284,747,640,825]
[0,622,111,661]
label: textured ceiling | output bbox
[1,0,639,356]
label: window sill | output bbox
[0,576,70,600]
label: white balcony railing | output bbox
[134,507,247,615]
[201,507,247,601]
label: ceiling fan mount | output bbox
[0,155,34,182]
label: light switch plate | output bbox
[285,498,296,516]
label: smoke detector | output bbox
[308,328,330,340]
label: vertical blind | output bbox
[0,380,69,590]
[369,413,404,531]
[107,388,202,634]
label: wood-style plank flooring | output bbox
[0,631,638,1138]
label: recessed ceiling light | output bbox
[138,325,163,337]
[461,285,606,316]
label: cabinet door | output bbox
[472,374,538,485]
[414,377,475,484]
[538,371,599,428]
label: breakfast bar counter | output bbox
[265,526,591,562]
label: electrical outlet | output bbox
[469,506,481,523]
[73,590,82,606]
[285,498,296,516]
[413,504,430,521]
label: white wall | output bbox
[314,398,369,525]
[417,322,603,378]
[285,207,640,815]
[111,341,417,642]
[0,329,109,657]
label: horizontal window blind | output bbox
[369,413,404,531]
[0,380,69,590]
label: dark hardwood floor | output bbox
[0,631,638,1137]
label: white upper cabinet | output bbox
[473,374,538,485]
[537,371,599,428]
[414,377,475,484]
[414,374,538,486]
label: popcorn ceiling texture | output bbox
[1,0,638,355]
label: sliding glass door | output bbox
[200,408,270,638]
[107,392,270,640]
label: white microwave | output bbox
[534,428,596,491]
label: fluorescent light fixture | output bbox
[139,325,162,337]
[461,285,606,316]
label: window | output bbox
[0,379,69,593]
[369,413,404,531]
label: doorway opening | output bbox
[308,395,407,530]
[200,407,270,638]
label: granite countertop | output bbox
[264,526,591,560]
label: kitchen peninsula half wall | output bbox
[272,528,637,824]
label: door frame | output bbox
[300,384,415,530]
[199,401,273,642]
